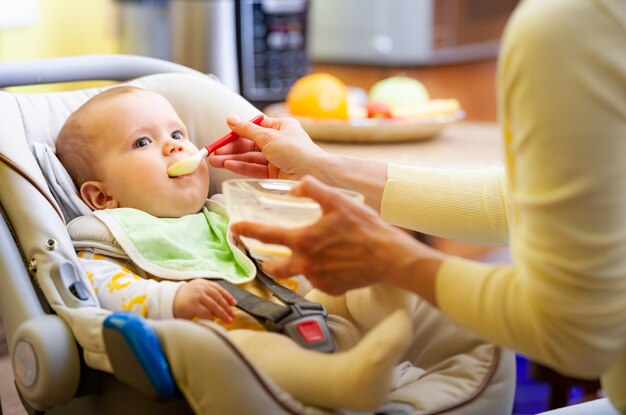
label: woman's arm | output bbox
[382,165,508,245]
[435,0,626,378]
[230,176,445,305]
[214,116,509,230]
[318,154,388,211]
[211,116,390,210]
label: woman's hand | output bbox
[212,114,390,211]
[230,176,444,301]
[209,115,331,181]
[173,278,237,322]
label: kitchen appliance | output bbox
[170,0,309,106]
[118,0,310,107]
[308,0,519,66]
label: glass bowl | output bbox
[222,179,364,260]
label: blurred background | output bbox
[0,1,602,413]
[0,0,511,112]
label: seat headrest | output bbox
[3,72,260,222]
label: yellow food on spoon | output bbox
[286,73,349,120]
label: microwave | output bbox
[119,0,310,107]
[170,0,309,107]
[308,0,519,66]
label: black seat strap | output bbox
[255,267,323,310]
[215,259,335,352]
[215,279,291,330]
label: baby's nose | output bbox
[164,142,184,155]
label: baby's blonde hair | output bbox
[56,85,145,188]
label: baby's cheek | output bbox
[199,166,211,195]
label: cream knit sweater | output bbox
[381,0,626,410]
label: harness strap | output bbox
[215,279,291,326]
[256,269,316,307]
[216,263,335,352]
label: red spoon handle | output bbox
[204,114,265,155]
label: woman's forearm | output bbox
[315,154,388,212]
[383,229,445,306]
[310,153,443,305]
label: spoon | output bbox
[167,114,264,177]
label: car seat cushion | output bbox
[30,141,92,223]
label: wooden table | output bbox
[316,121,503,169]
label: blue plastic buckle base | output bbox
[103,312,176,398]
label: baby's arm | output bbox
[76,251,182,319]
[77,252,237,322]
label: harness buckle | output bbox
[217,256,337,353]
[274,303,335,353]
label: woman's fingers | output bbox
[210,150,272,178]
[210,151,271,177]
[209,151,268,171]
[292,176,374,220]
[217,114,328,182]
[211,151,268,165]
[222,161,271,178]
[257,115,289,129]
[290,176,349,214]
[213,139,259,157]
[227,114,274,148]
[231,221,292,247]
[260,254,308,280]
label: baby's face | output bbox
[86,90,210,217]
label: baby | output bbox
[56,85,416,411]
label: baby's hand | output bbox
[173,279,237,323]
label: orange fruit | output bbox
[286,73,349,120]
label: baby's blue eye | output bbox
[171,131,183,140]
[133,137,151,148]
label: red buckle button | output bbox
[297,320,324,343]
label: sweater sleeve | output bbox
[77,251,183,319]
[382,0,626,380]
[382,164,509,245]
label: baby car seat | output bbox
[0,55,516,415]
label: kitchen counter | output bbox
[317,121,502,168]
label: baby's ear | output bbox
[80,181,119,210]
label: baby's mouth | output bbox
[169,171,192,179]
[167,162,186,178]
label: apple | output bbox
[366,101,393,119]
[368,76,430,113]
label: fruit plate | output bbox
[264,103,466,143]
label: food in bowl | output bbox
[223,179,364,260]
